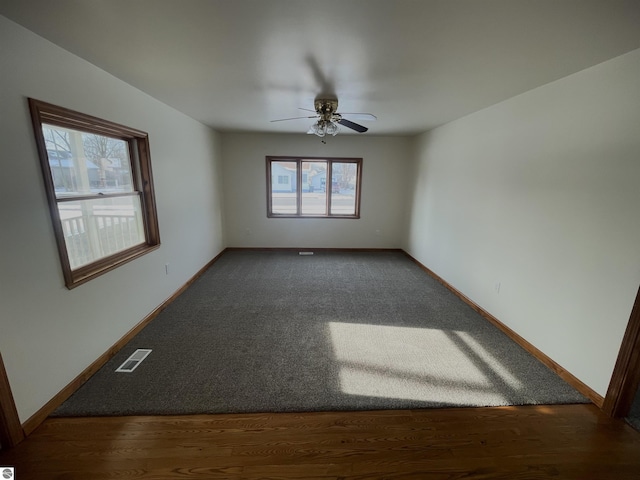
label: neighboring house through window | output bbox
[29,99,160,289]
[266,156,362,218]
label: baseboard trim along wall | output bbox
[224,247,405,253]
[403,251,605,408]
[21,250,226,436]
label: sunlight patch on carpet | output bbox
[328,322,512,405]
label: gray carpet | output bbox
[52,250,588,417]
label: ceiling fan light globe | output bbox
[326,122,338,136]
[311,121,326,137]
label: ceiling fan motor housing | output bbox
[315,99,339,120]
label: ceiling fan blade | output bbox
[338,118,368,133]
[270,115,318,123]
[339,113,377,121]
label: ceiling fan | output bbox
[271,98,377,137]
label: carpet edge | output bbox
[402,250,604,408]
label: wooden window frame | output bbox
[266,156,362,219]
[29,99,160,289]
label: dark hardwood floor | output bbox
[1,404,640,479]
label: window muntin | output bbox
[267,156,361,218]
[29,99,160,289]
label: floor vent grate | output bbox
[115,349,152,373]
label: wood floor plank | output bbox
[1,404,640,479]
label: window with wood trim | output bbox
[266,156,362,218]
[29,99,160,289]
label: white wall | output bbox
[0,16,225,422]
[406,48,640,397]
[221,133,412,248]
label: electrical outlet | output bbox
[165,263,169,275]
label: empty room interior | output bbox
[1,0,640,477]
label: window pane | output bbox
[271,161,297,214]
[42,124,133,198]
[266,156,361,219]
[301,161,327,215]
[330,162,357,215]
[58,196,145,269]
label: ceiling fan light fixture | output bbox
[276,98,373,136]
[310,119,339,137]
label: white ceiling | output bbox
[2,0,640,136]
